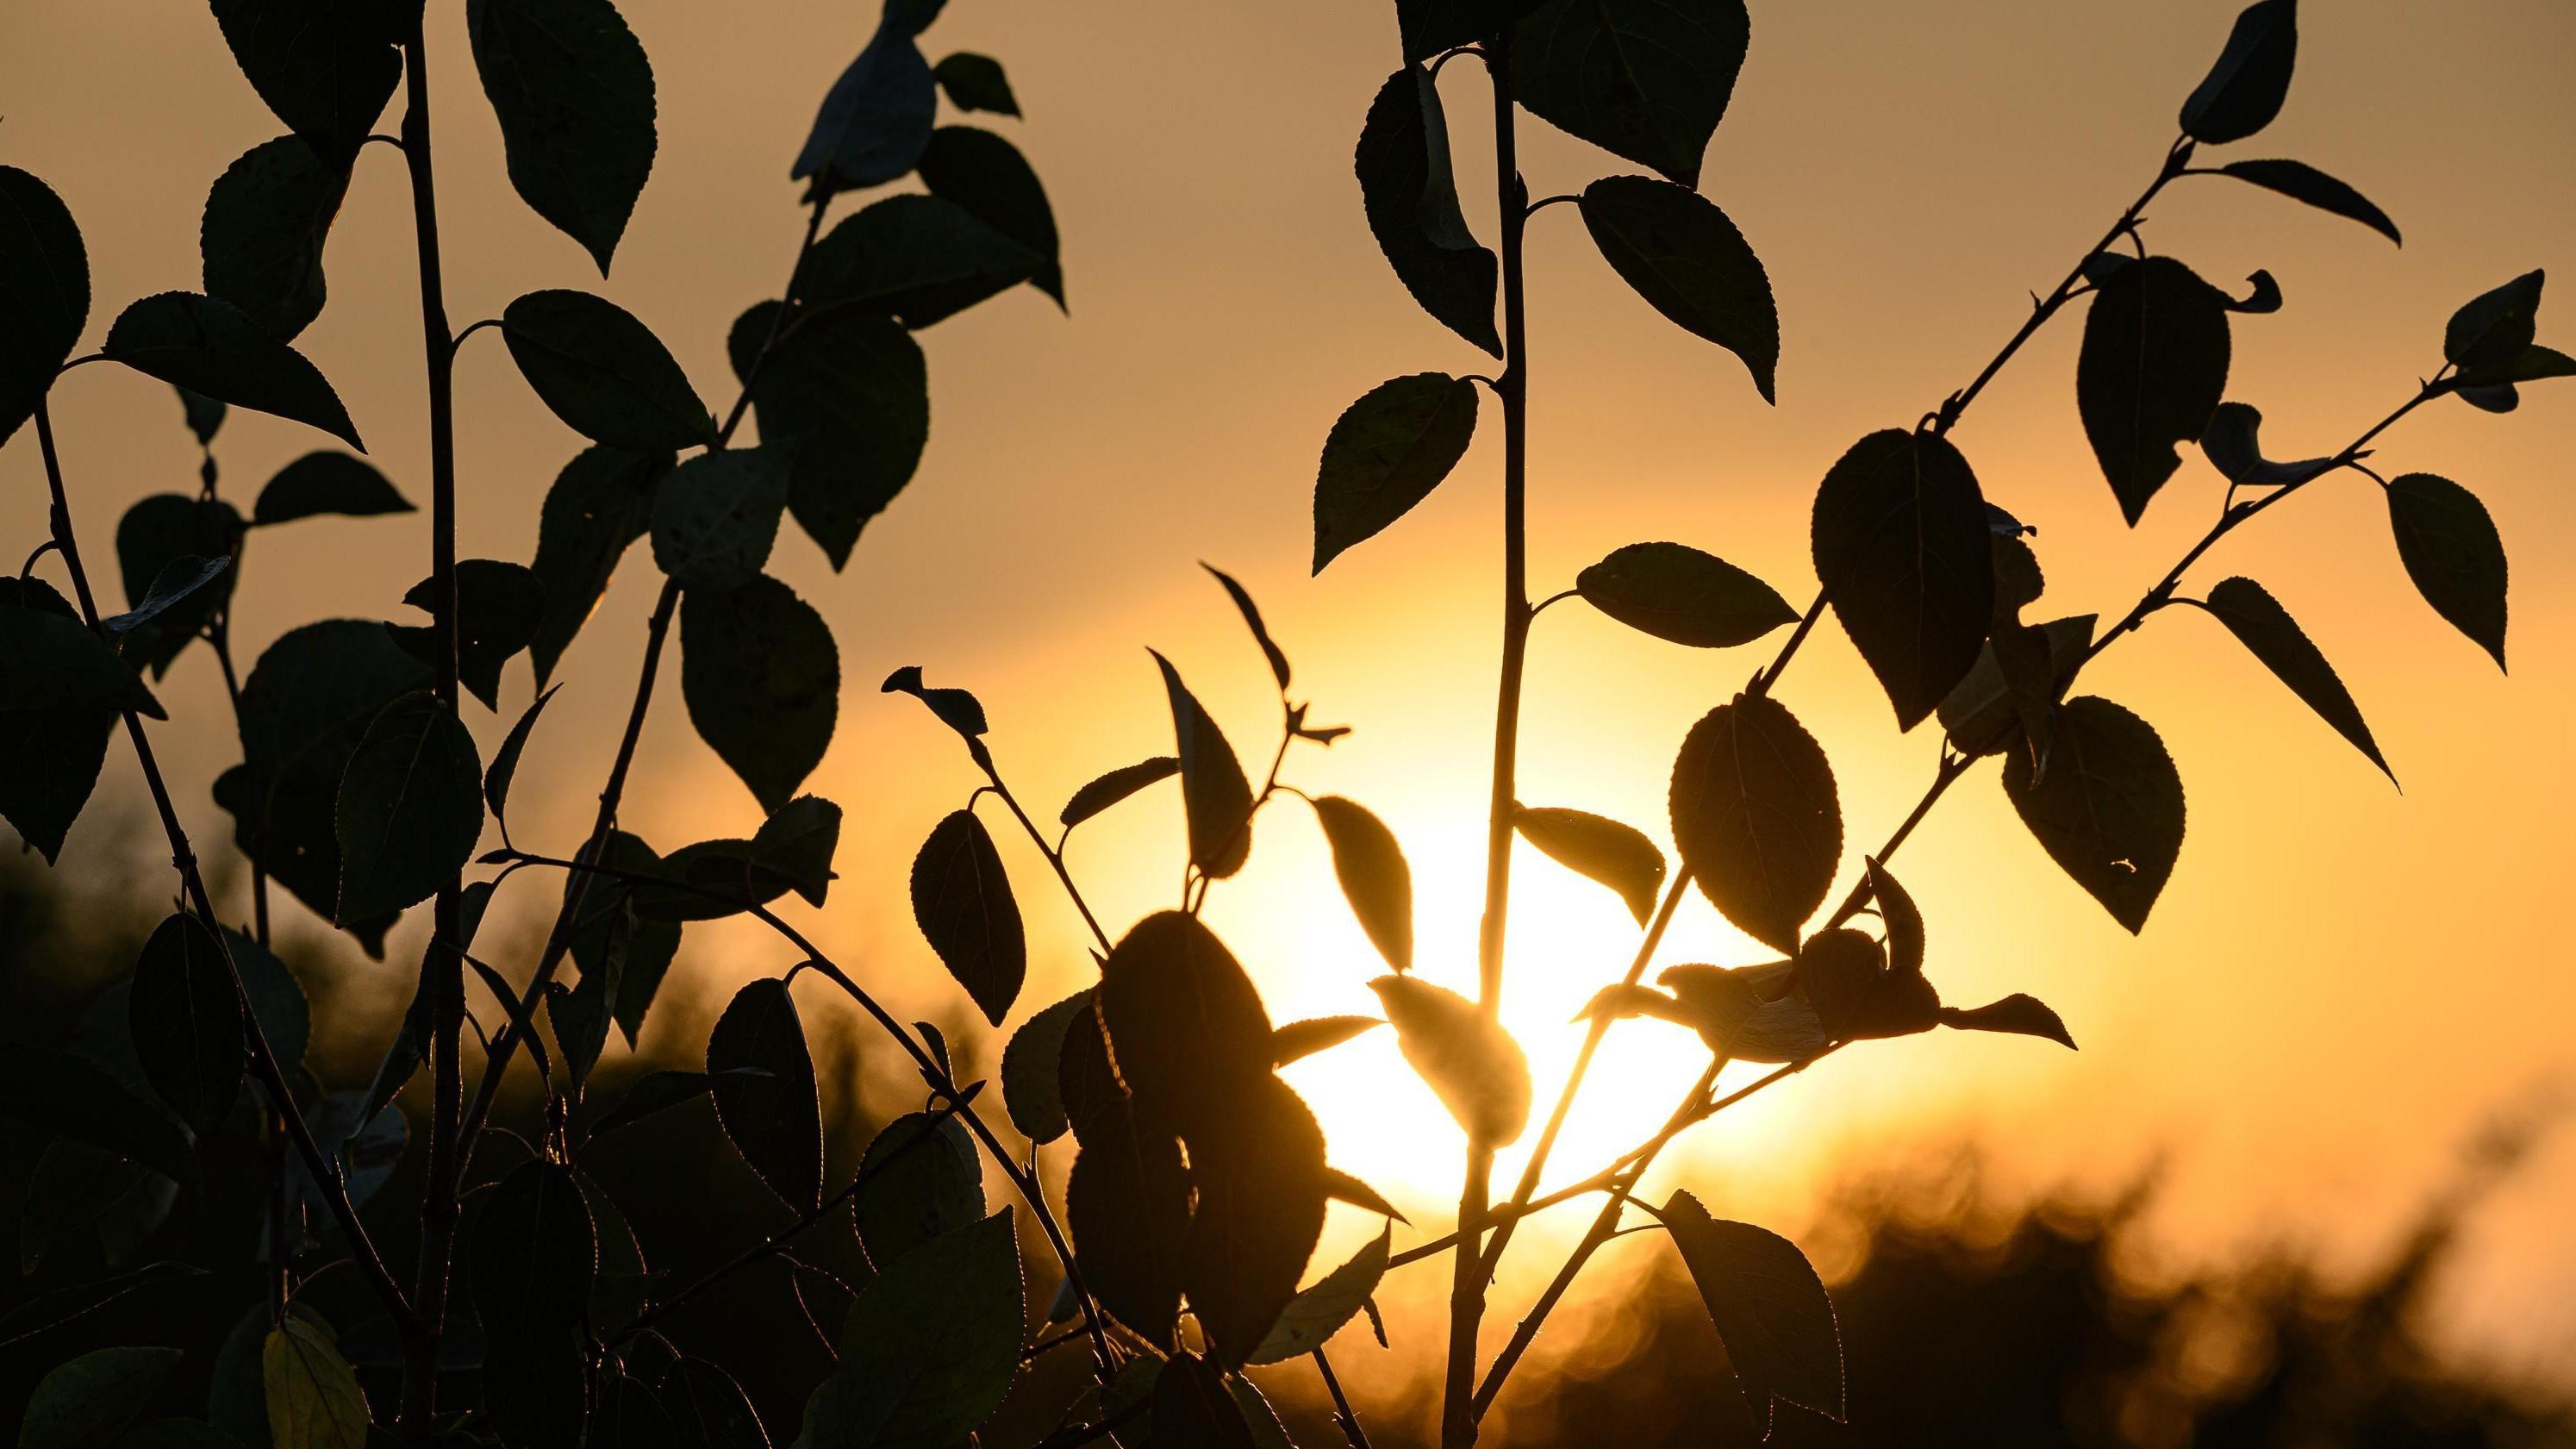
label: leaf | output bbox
[804,1209,1022,1449]
[708,977,823,1212]
[681,575,839,812]
[1812,429,1995,728]
[586,1068,720,1141]
[334,689,485,921]
[662,1359,772,1449]
[910,809,1027,1026]
[1060,756,1180,828]
[1182,1075,1331,1367]
[103,292,362,447]
[19,1346,182,1449]
[469,1159,596,1449]
[0,1262,203,1352]
[128,913,246,1140]
[2180,0,2298,146]
[1368,973,1531,1146]
[0,602,165,863]
[201,134,351,340]
[1312,796,1413,972]
[175,385,228,445]
[527,446,671,684]
[649,447,791,590]
[2386,473,2508,670]
[1513,804,1668,927]
[106,555,232,643]
[2442,270,2547,368]
[1937,614,2095,760]
[113,493,244,677]
[803,194,1043,329]
[0,166,90,449]
[1205,563,1291,690]
[1001,989,1090,1144]
[2197,402,2337,486]
[1579,175,1778,400]
[208,0,399,165]
[2201,577,2392,779]
[1149,1352,1259,1449]
[1152,652,1255,881]
[2077,257,2235,525]
[467,0,658,272]
[252,451,412,526]
[263,1317,369,1449]
[933,52,1019,116]
[792,0,942,200]
[1312,372,1479,572]
[1668,693,1843,955]
[2004,696,2186,934]
[1939,993,2076,1049]
[731,301,928,570]
[1863,857,1924,977]
[485,683,562,834]
[752,794,843,907]
[396,558,548,710]
[919,126,1063,307]
[1660,1190,1844,1431]
[1272,1015,1384,1067]
[2451,344,2576,390]
[19,1141,173,1276]
[879,665,989,740]
[1325,1166,1408,1223]
[2211,159,2398,246]
[1355,66,1499,356]
[1794,927,1937,1042]
[1097,912,1275,1135]
[502,290,713,451]
[1575,540,1795,649]
[1511,0,1750,187]
[1248,1227,1391,1366]
[1064,1029,1191,1345]
[853,1109,986,1267]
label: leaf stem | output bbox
[973,750,1113,954]
[1314,1346,1377,1449]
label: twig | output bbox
[1314,1346,1376,1449]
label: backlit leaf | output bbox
[334,689,484,921]
[650,447,791,591]
[2180,0,2297,144]
[804,1208,1022,1449]
[910,809,1026,1026]
[201,135,351,341]
[2211,159,2398,246]
[1369,974,1530,1146]
[1058,756,1179,828]
[2442,271,2544,368]
[128,913,245,1141]
[1939,993,2076,1049]
[1312,372,1479,572]
[792,0,943,199]
[468,0,658,272]
[104,292,361,448]
[1579,175,1778,401]
[113,494,242,678]
[2077,258,2234,524]
[252,452,412,526]
[263,1317,369,1449]
[1812,429,1994,728]
[1575,540,1794,649]
[0,603,160,863]
[2386,473,2508,670]
[1064,1015,1190,1346]
[681,575,839,812]
[803,194,1043,329]
[1001,989,1089,1144]
[752,794,843,907]
[731,303,928,570]
[208,0,398,165]
[1205,563,1292,690]
[485,683,561,834]
[2003,696,2185,934]
[396,558,547,710]
[708,977,823,1212]
[1182,1075,1331,1367]
[502,290,712,452]
[1864,857,1924,977]
[879,665,988,740]
[1668,693,1841,955]
[919,126,1063,307]
[1272,1015,1384,1068]
[1355,66,1499,356]
[19,1346,181,1449]
[2197,402,2337,486]
[2202,577,2391,779]
[0,166,90,448]
[1515,804,1667,925]
[853,1109,985,1268]
[1148,1352,1258,1449]
[1661,1190,1844,1432]
[527,447,671,685]
[1511,0,1750,187]
[1313,795,1413,972]
[470,1159,595,1449]
[1098,912,1274,1136]
[1248,1227,1391,1366]
[1152,652,1255,881]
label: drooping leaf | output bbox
[751,794,842,907]
[18,1346,183,1449]
[1660,1190,1844,1432]
[2197,402,2338,486]
[649,447,791,591]
[1152,652,1255,881]
[1668,693,1842,955]
[0,602,166,864]
[1575,540,1794,649]
[502,290,713,452]
[1939,993,2076,1049]
[1355,66,1499,356]
[803,194,1043,329]
[2180,0,2298,145]
[1369,973,1531,1146]
[932,52,1019,116]
[208,0,399,165]
[803,1208,1022,1449]
[1247,1226,1391,1366]
[1182,1075,1332,1367]
[2004,696,2186,934]
[395,558,547,710]
[0,166,90,449]
[1513,804,1668,927]
[103,292,362,447]
[919,126,1063,307]
[791,0,944,200]
[2201,577,2391,779]
[708,977,823,1212]
[853,1109,985,1268]
[1580,175,1778,400]
[2078,258,2235,524]
[1812,429,1995,728]
[469,1159,596,1449]
[1271,1015,1385,1068]
[2386,473,2508,670]
[485,683,561,834]
[1097,912,1275,1136]
[2211,159,2398,246]
[2442,271,2545,368]
[878,665,988,740]
[730,303,928,570]
[1511,0,1750,187]
[910,809,1026,1026]
[1312,796,1413,972]
[1060,756,1180,828]
[467,0,658,272]
[527,447,671,685]
[253,452,412,526]
[128,913,245,1141]
[1312,372,1479,572]
[1205,563,1292,690]
[201,135,351,340]
[263,1316,370,1449]
[1000,989,1090,1144]
[334,688,484,921]
[681,574,839,811]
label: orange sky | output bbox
[6,0,2573,1408]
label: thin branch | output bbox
[1314,1347,1377,1449]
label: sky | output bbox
[6,0,2575,1417]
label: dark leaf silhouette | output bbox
[1206,563,1293,690]
[1153,652,1256,881]
[1325,1166,1408,1224]
[681,574,839,811]
[200,135,350,340]
[1812,429,1995,728]
[104,554,230,642]
[585,1068,719,1142]
[0,602,160,863]
[468,0,658,272]
[103,292,362,448]
[1369,973,1531,1146]
[751,794,843,907]
[2004,695,2186,934]
[1669,693,1842,956]
[17,1346,182,1449]
[113,493,242,677]
[2180,0,2298,145]
[662,1358,771,1449]
[470,1159,596,1449]
[919,126,1063,307]
[252,451,413,526]
[2212,159,2398,246]
[1272,1015,1385,1067]
[502,290,713,452]
[1064,1069,1191,1344]
[178,382,228,441]
[2442,270,2546,368]
[1356,66,1500,356]
[0,1263,203,1352]
[396,557,546,709]
[127,913,245,1141]
[803,1209,1023,1449]
[910,809,1026,1025]
[1865,856,1924,977]
[804,194,1043,329]
[1579,175,1779,401]
[879,664,989,740]
[854,1109,985,1267]
[1182,1074,1332,1367]
[1939,993,2077,1049]
[0,1051,195,1184]
[208,0,398,166]
[2201,577,2392,779]
[650,447,791,591]
[1312,372,1479,571]
[2198,402,2336,486]
[527,447,672,684]
[1148,1352,1260,1449]
[1313,795,1414,971]
[1511,0,1750,188]
[1575,540,1795,649]
[793,0,943,200]
[708,977,823,1212]
[2451,344,2576,391]
[1099,912,1274,1134]
[225,927,311,1077]
[1938,614,2095,762]
[933,52,1019,116]
[484,683,562,834]
[1660,1190,1846,1432]
[1515,804,1668,924]
[2077,257,2234,524]
[730,300,929,570]
[1059,756,1180,828]
[262,1315,369,1449]
[334,688,485,922]
[1001,989,1089,1144]
[2386,472,2508,671]
[1248,1226,1391,1366]
[1796,927,1937,1042]
[0,166,90,448]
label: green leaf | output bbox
[467,0,658,272]
[2386,472,2508,671]
[1355,66,1499,356]
[681,575,839,812]
[2211,159,2398,246]
[484,682,560,834]
[804,194,1043,329]
[1059,756,1179,828]
[113,494,243,677]
[752,794,843,907]
[1939,993,2076,1049]
[1511,0,1750,187]
[708,977,823,1211]
[263,1317,369,1449]
[1669,693,1841,955]
[19,1345,182,1449]
[1575,540,1794,649]
[0,601,163,863]
[805,1209,1022,1449]
[103,292,362,448]
[1368,973,1531,1146]
[919,126,1063,307]
[1204,562,1292,690]
[2180,0,2298,144]
[1312,372,1479,572]
[1516,804,1668,925]
[649,447,790,590]
[0,166,90,450]
[527,446,671,685]
[1660,1190,1844,1432]
[1247,1226,1391,1366]
[910,809,1026,1026]
[1151,652,1255,881]
[854,1109,986,1268]
[1312,796,1413,972]
[932,52,1020,116]
[128,913,246,1141]
[2078,257,2234,525]
[252,451,412,526]
[1001,989,1090,1144]
[792,0,942,199]
[469,1159,595,1449]
[502,290,712,451]
[2201,577,2391,780]
[201,135,351,340]
[334,689,484,921]
[2442,269,2545,367]
[396,558,547,710]
[731,305,927,570]
[2004,696,2186,934]
[1579,175,1778,400]
[1812,429,1993,729]
[209,0,399,165]
[1272,1015,1384,1068]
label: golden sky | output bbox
[6,0,2574,1407]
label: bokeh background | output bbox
[5,0,2573,1441]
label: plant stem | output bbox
[1313,1347,1376,1449]
[973,752,1113,953]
